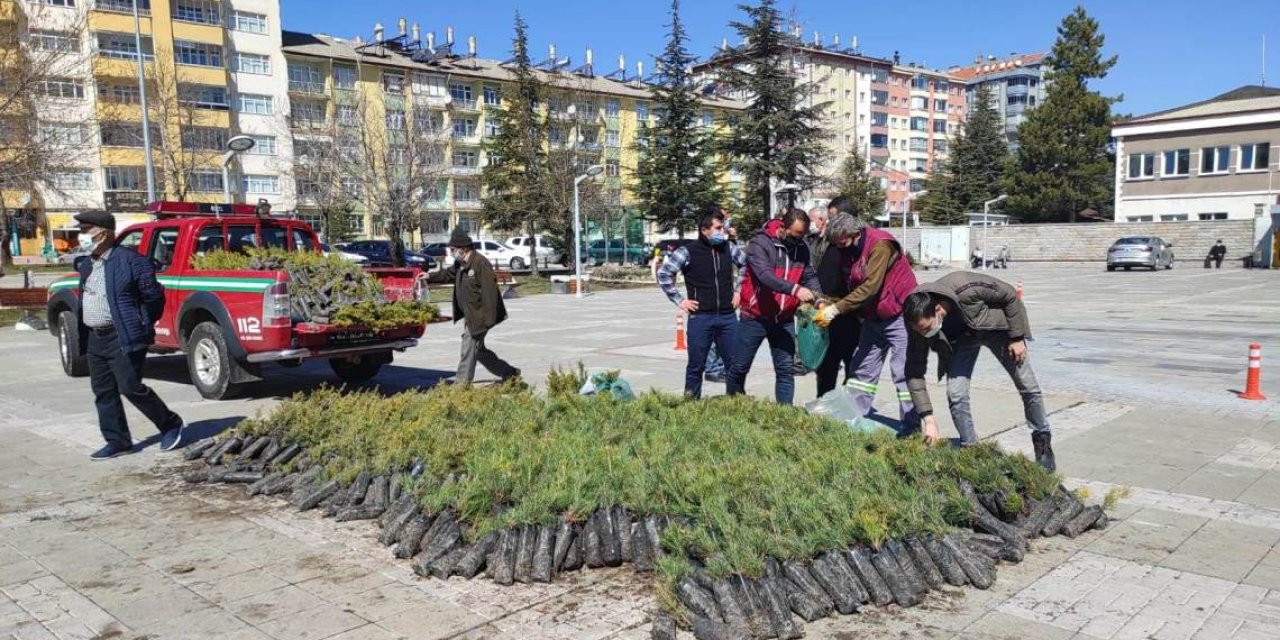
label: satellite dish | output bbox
[227,135,256,152]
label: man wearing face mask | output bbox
[901,271,1054,471]
[656,206,745,398]
[428,228,520,386]
[73,211,184,460]
[727,208,820,405]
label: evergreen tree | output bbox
[829,148,885,216]
[631,0,721,237]
[481,13,549,273]
[915,160,964,225]
[948,82,1008,212]
[720,0,828,230]
[1004,6,1118,222]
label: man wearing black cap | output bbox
[428,228,520,385]
[74,211,185,460]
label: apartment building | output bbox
[950,52,1048,150]
[280,23,741,244]
[3,0,290,258]
[1112,86,1279,223]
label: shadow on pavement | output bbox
[134,417,244,451]
[138,355,453,399]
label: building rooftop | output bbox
[1119,85,1280,125]
[950,52,1047,80]
[282,30,745,109]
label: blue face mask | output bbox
[709,232,727,245]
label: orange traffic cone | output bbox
[1239,343,1267,400]
[1016,280,1024,300]
[674,311,687,351]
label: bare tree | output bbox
[289,120,358,243]
[0,2,93,270]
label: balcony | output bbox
[450,165,480,177]
[290,118,329,132]
[95,0,150,15]
[548,110,574,122]
[451,131,481,145]
[453,199,482,211]
[289,80,327,96]
[483,100,502,111]
[451,98,479,112]
[577,142,603,154]
[414,93,451,108]
[1006,84,1029,97]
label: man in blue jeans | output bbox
[656,207,745,398]
[728,209,820,404]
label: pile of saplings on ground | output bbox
[181,381,1113,640]
[191,248,437,329]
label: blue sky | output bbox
[282,0,1276,117]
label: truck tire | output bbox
[188,321,238,400]
[330,353,384,384]
[57,310,89,377]
[509,256,526,270]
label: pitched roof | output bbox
[1121,85,1280,124]
[950,52,1047,80]
[281,31,745,109]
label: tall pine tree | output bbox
[720,0,827,230]
[1004,6,1118,222]
[631,0,721,237]
[481,13,549,272]
[830,148,885,216]
[948,82,1008,212]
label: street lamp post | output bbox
[574,164,604,298]
[907,189,927,260]
[980,194,1008,270]
[132,0,156,202]
[222,136,256,204]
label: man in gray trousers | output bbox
[429,229,521,385]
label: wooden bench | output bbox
[495,269,519,299]
[0,288,48,308]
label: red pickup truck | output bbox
[46,202,427,400]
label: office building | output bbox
[950,52,1048,150]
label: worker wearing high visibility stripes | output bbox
[815,201,920,432]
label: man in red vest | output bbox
[816,207,919,432]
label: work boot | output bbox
[1031,431,1056,472]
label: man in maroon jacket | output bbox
[726,208,820,405]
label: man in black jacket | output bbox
[74,211,184,460]
[657,207,746,398]
[1208,240,1227,268]
[428,228,520,385]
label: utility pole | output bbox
[132,0,156,202]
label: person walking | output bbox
[812,203,864,397]
[73,212,185,460]
[727,208,820,405]
[901,271,1055,471]
[1208,239,1227,268]
[429,228,520,385]
[657,207,745,398]
[815,212,919,432]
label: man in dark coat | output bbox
[74,211,184,460]
[428,228,520,385]
[1208,240,1227,268]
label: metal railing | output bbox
[288,80,327,95]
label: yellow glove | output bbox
[815,304,839,328]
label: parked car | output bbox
[471,240,534,270]
[321,243,368,263]
[654,238,692,256]
[507,234,565,265]
[341,240,435,269]
[56,249,90,265]
[421,242,450,261]
[587,239,648,266]
[1106,236,1174,271]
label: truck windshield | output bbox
[227,224,289,252]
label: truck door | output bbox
[144,224,183,349]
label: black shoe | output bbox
[704,373,726,384]
[160,420,186,451]
[1032,431,1056,472]
[90,443,134,461]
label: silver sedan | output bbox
[1107,236,1175,271]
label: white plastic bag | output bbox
[805,389,896,435]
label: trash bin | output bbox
[550,276,570,295]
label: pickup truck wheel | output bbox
[188,321,237,400]
[57,310,89,377]
[330,354,384,384]
[509,256,526,270]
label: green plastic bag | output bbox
[579,371,636,400]
[794,306,830,371]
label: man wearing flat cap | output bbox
[427,228,520,385]
[74,211,185,460]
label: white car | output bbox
[473,240,538,270]
[507,235,561,264]
[322,243,368,264]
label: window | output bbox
[235,53,271,75]
[98,82,141,104]
[933,79,949,93]
[933,99,947,113]
[449,83,474,107]
[149,228,180,271]
[31,0,77,6]
[605,159,620,177]
[290,100,325,127]
[636,102,649,122]
[29,30,77,52]
[228,10,268,34]
[336,105,358,125]
[1163,149,1189,176]
[1127,215,1154,222]
[38,78,85,99]
[334,66,357,90]
[101,121,159,148]
[909,138,928,152]
[909,96,927,110]
[932,119,948,134]
[186,171,223,192]
[1240,142,1270,171]
[1160,214,1188,221]
[52,170,93,190]
[180,126,227,151]
[412,73,446,96]
[247,135,276,156]
[1198,212,1228,221]
[386,108,406,131]
[340,178,363,198]
[933,139,949,153]
[701,111,714,128]
[291,229,316,252]
[452,118,476,137]
[910,75,929,90]
[871,90,888,105]
[39,122,89,145]
[1201,146,1229,174]
[909,117,928,131]
[93,0,142,10]
[452,150,477,168]
[871,111,888,127]
[383,72,405,93]
[483,85,501,106]
[484,119,500,138]
[175,40,222,67]
[605,130,620,147]
[870,133,888,149]
[103,166,148,191]
[910,158,927,173]
[1128,152,1155,179]
[454,182,479,202]
[605,99,619,118]
[288,64,323,93]
[238,93,273,115]
[180,84,229,110]
[871,68,888,83]
[173,1,219,25]
[243,175,280,194]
